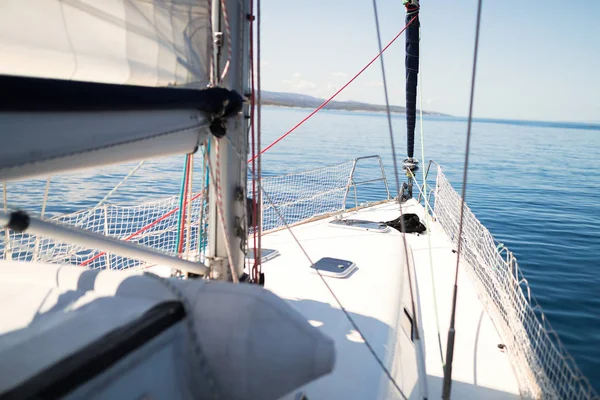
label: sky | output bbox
[258,0,600,122]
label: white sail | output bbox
[0,0,243,181]
[0,110,209,181]
[0,0,212,87]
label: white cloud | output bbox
[282,72,318,91]
[367,81,384,87]
[294,80,317,89]
[332,72,348,79]
[282,79,317,90]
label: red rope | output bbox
[79,9,416,271]
[249,1,260,282]
[247,15,417,164]
[177,156,192,256]
[79,191,204,267]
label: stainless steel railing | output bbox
[342,155,391,209]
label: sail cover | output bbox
[405,1,420,159]
[0,262,335,400]
[0,0,212,88]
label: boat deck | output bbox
[261,198,521,399]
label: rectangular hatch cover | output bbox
[311,257,357,278]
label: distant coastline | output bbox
[260,91,600,131]
[260,90,447,116]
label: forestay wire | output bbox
[442,0,483,398]
[416,28,444,365]
[256,0,264,282]
[370,0,420,341]
[247,16,417,164]
[259,186,408,400]
[252,4,421,398]
[370,1,426,397]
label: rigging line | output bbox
[198,143,208,261]
[219,0,232,81]
[247,15,417,164]
[95,161,145,209]
[64,161,147,235]
[256,0,263,281]
[176,155,192,256]
[249,0,260,281]
[416,30,444,365]
[185,156,195,259]
[143,272,221,399]
[2,182,10,260]
[51,160,148,265]
[206,140,239,282]
[408,170,437,219]
[207,0,215,86]
[371,0,420,343]
[259,186,409,400]
[79,190,206,267]
[442,0,483,398]
[32,177,52,262]
[407,167,443,365]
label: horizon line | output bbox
[260,90,600,126]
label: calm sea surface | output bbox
[6,106,600,390]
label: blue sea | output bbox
[6,106,600,390]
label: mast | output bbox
[403,0,420,173]
[207,0,250,281]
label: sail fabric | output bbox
[0,262,335,400]
[405,3,420,159]
[0,0,212,88]
[0,79,245,181]
[0,109,209,181]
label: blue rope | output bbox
[175,154,191,256]
[199,141,211,258]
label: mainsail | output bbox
[0,0,241,181]
[0,0,212,87]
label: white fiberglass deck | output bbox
[261,199,521,399]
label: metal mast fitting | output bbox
[207,0,251,282]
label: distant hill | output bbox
[260,91,446,116]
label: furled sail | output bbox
[0,76,242,181]
[0,0,241,181]
[404,0,420,164]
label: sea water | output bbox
[5,106,600,390]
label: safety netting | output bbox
[0,159,361,269]
[433,166,597,400]
[2,192,208,271]
[1,156,596,400]
[260,160,355,232]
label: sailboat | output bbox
[0,0,597,399]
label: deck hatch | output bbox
[310,257,357,278]
[328,219,390,233]
[246,248,280,264]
